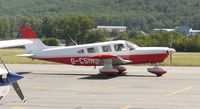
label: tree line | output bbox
[0,16,200,52]
[1,0,200,31]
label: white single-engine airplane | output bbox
[0,39,32,103]
[19,27,176,77]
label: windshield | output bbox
[126,41,138,50]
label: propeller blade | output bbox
[12,82,26,103]
[170,53,173,65]
[168,48,176,65]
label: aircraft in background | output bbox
[0,39,32,103]
[153,28,175,32]
[19,27,176,77]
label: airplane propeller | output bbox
[168,48,176,65]
[12,82,26,103]
[0,58,26,103]
[169,33,175,65]
[170,52,172,65]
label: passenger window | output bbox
[87,47,99,53]
[102,45,112,52]
[77,49,84,54]
[114,44,125,51]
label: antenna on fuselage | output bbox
[69,37,78,45]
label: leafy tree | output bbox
[114,32,129,41]
[41,16,57,38]
[1,0,200,31]
[43,38,59,46]
[85,30,107,43]
[60,16,94,45]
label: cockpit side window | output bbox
[126,41,138,50]
[102,45,112,52]
[114,44,126,51]
[87,47,99,53]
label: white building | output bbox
[153,28,175,32]
[97,26,127,32]
[153,26,200,36]
[189,28,200,36]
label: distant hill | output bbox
[0,0,200,31]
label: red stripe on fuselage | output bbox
[33,53,169,66]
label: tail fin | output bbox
[20,27,38,39]
[19,27,49,53]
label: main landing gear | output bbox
[99,59,126,76]
[147,63,167,77]
[99,65,126,76]
[99,59,167,77]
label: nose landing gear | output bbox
[147,64,167,77]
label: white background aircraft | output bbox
[19,27,175,77]
[0,39,32,103]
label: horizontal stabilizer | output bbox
[16,54,34,57]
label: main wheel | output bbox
[147,67,167,77]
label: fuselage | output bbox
[30,40,172,66]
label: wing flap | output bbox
[90,54,132,65]
[115,56,132,64]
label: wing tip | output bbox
[23,98,26,104]
[16,54,34,57]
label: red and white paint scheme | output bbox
[19,27,176,77]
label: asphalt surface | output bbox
[0,64,200,109]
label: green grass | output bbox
[0,48,200,66]
[0,48,54,64]
[163,52,200,66]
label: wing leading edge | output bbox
[0,39,33,48]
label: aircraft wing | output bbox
[0,39,33,48]
[89,54,132,65]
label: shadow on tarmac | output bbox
[17,72,156,80]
